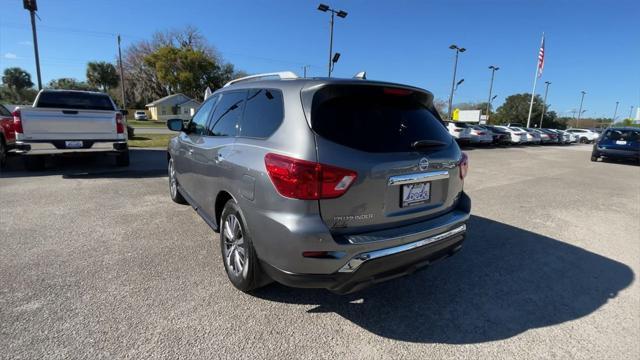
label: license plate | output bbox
[402,182,431,207]
[65,141,83,148]
[616,140,627,145]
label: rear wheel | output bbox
[115,151,130,167]
[590,154,598,162]
[168,157,187,204]
[220,200,268,292]
[24,155,45,171]
[0,138,6,169]
[580,137,589,144]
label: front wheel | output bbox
[168,157,187,204]
[220,200,268,292]
[591,155,598,162]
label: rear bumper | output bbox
[262,228,465,294]
[594,147,639,160]
[259,192,471,293]
[14,140,128,155]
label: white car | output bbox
[134,110,148,120]
[444,121,472,144]
[469,125,493,144]
[494,125,528,144]
[566,128,599,143]
[510,127,538,144]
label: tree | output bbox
[47,78,93,91]
[86,61,119,92]
[433,98,448,117]
[2,67,34,102]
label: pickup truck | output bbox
[0,104,16,168]
[13,89,129,170]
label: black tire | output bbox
[24,155,45,171]
[168,157,187,204]
[219,200,268,292]
[0,137,6,169]
[580,137,588,144]
[115,151,130,167]
[590,155,598,162]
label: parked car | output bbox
[134,110,148,120]
[531,128,552,143]
[538,128,561,144]
[444,121,472,145]
[166,72,471,294]
[552,129,576,144]
[591,127,639,164]
[479,125,511,145]
[566,128,599,143]
[493,125,527,144]
[12,90,129,170]
[469,125,493,145]
[510,127,539,144]
[0,104,16,168]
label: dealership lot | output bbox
[1,145,638,359]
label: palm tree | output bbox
[2,67,34,101]
[86,61,119,92]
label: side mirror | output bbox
[167,118,184,132]
[120,109,129,116]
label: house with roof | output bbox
[145,93,201,121]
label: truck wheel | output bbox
[24,156,45,171]
[0,138,6,169]
[220,200,269,292]
[115,151,130,167]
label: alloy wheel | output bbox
[223,214,246,275]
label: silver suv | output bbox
[166,72,471,294]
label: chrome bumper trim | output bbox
[388,170,449,186]
[338,224,466,273]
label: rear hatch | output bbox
[22,91,118,140]
[305,84,464,235]
[600,129,640,151]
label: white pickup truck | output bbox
[13,89,129,170]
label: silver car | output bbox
[166,72,471,294]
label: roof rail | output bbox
[223,71,299,87]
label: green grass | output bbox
[128,134,174,148]
[127,120,166,128]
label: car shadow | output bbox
[0,148,167,179]
[253,215,634,344]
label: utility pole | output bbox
[24,0,42,90]
[447,44,466,120]
[538,81,551,128]
[577,91,586,127]
[317,4,347,78]
[117,35,126,112]
[486,66,499,122]
[629,106,634,121]
[612,101,619,127]
[302,65,310,78]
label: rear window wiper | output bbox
[411,139,448,150]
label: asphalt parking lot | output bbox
[1,145,638,359]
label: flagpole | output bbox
[526,33,544,128]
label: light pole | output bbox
[538,81,551,128]
[447,44,466,120]
[577,91,586,127]
[486,65,499,122]
[612,101,619,127]
[317,4,347,77]
[629,106,634,121]
[23,0,42,90]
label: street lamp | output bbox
[317,3,348,77]
[447,44,466,120]
[486,65,499,121]
[577,91,586,127]
[611,101,619,127]
[629,106,634,121]
[331,52,341,73]
[538,81,551,128]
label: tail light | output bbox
[264,153,357,200]
[477,132,486,135]
[454,129,462,132]
[12,110,23,134]
[116,113,125,134]
[458,152,469,180]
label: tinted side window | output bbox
[240,89,284,138]
[208,91,246,137]
[187,95,218,135]
[0,105,11,117]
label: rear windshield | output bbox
[36,92,115,111]
[604,129,639,142]
[311,85,450,152]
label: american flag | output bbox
[537,35,545,78]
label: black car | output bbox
[591,127,640,164]
[480,125,511,145]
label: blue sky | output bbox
[1,0,639,118]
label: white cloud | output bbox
[4,53,18,59]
